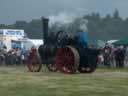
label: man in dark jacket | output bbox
[114,46,125,68]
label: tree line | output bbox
[0,10,128,41]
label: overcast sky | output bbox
[0,0,128,24]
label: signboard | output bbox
[5,30,24,37]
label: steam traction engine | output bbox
[27,17,100,74]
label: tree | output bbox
[14,21,27,29]
[25,19,42,39]
[113,9,120,19]
[0,24,7,29]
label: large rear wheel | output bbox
[55,46,80,74]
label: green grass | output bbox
[0,65,128,96]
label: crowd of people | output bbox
[0,43,128,68]
[0,46,31,65]
[98,44,128,68]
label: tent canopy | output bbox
[113,39,128,46]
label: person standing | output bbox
[15,48,22,65]
[125,46,128,64]
[103,44,112,67]
[114,46,125,68]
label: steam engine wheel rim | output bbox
[55,46,80,74]
[27,55,42,72]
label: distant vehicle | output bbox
[0,29,25,51]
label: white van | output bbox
[0,29,25,51]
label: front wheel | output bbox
[27,54,42,72]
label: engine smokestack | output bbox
[42,17,49,44]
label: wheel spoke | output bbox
[27,54,42,72]
[55,46,80,74]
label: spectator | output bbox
[125,46,128,63]
[103,44,112,67]
[15,48,22,65]
[114,46,125,68]
[6,48,17,65]
[21,48,29,65]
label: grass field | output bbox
[0,66,128,96]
